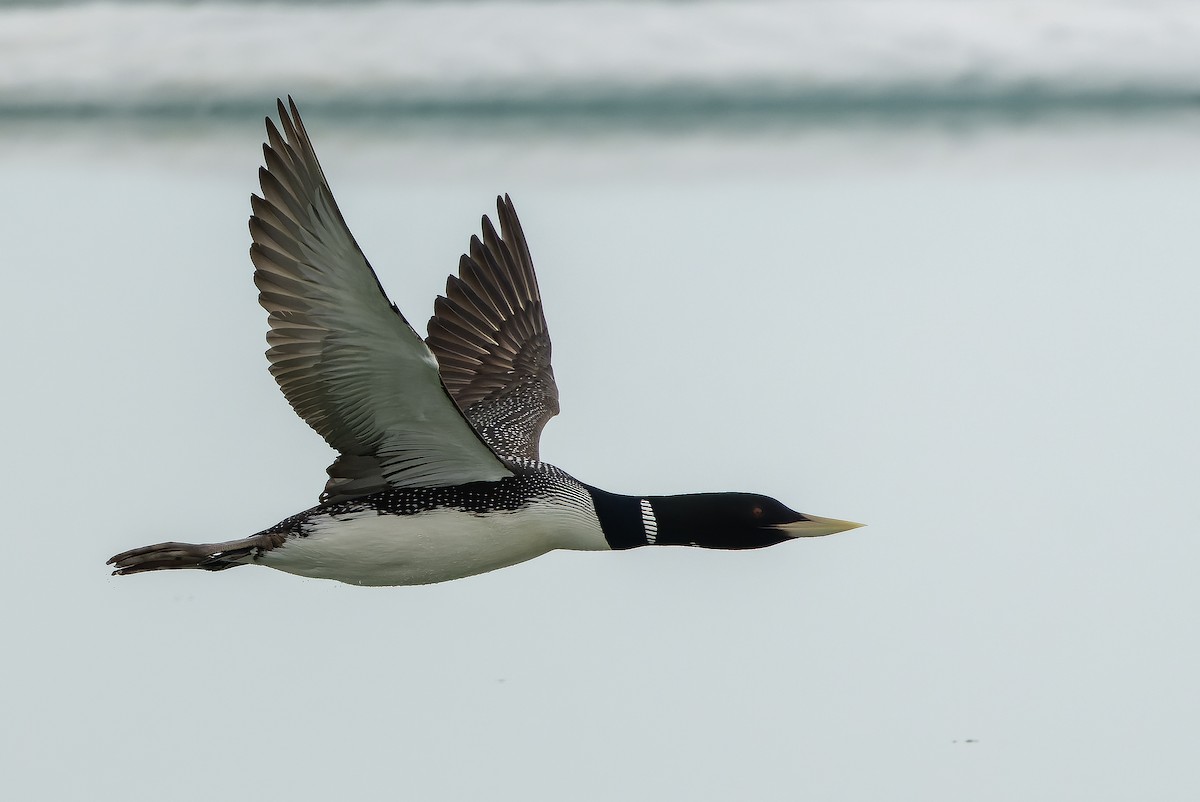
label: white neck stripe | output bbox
[639,498,658,545]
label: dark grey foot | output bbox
[107,536,266,576]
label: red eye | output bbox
[752,506,764,518]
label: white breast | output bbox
[259,500,609,587]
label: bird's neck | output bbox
[587,487,725,550]
[585,487,654,549]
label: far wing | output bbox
[426,196,560,461]
[249,98,512,503]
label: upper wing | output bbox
[248,97,512,503]
[425,196,560,461]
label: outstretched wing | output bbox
[249,97,512,503]
[425,196,560,461]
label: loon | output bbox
[107,98,862,587]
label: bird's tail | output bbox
[107,535,274,576]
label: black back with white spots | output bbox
[260,461,591,540]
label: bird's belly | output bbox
[259,504,608,586]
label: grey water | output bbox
[4,3,1200,801]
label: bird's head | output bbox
[645,492,863,549]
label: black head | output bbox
[587,487,862,550]
[649,492,862,549]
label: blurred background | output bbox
[4,2,1200,800]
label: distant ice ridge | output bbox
[3,1,1200,118]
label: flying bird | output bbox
[108,98,861,587]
